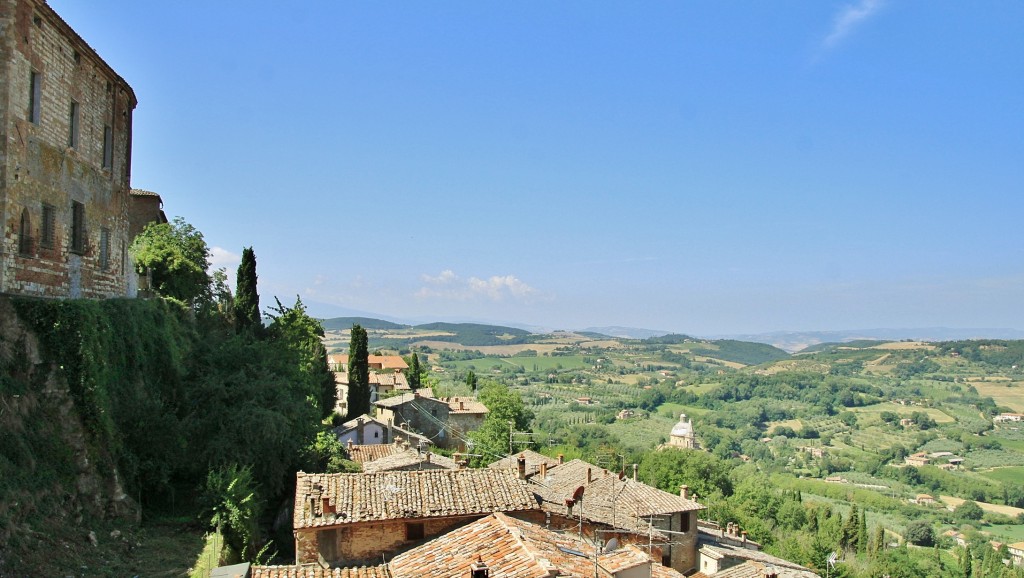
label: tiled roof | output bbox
[374,392,446,409]
[698,542,818,577]
[488,450,560,474]
[361,448,458,473]
[346,443,402,465]
[130,188,162,198]
[711,560,820,578]
[371,372,410,389]
[528,459,703,537]
[439,396,489,414]
[387,512,681,578]
[251,566,389,578]
[294,469,536,529]
[329,354,409,371]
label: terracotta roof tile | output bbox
[361,448,457,473]
[251,566,389,578]
[528,459,703,537]
[387,513,680,578]
[294,469,536,529]
[346,444,401,465]
[488,450,560,475]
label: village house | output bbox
[292,469,536,567]
[358,442,457,474]
[1,0,139,298]
[519,456,705,574]
[904,452,930,467]
[995,413,1024,424]
[488,449,560,477]
[334,414,430,448]
[374,391,472,449]
[436,396,488,442]
[1009,541,1024,567]
[695,521,820,577]
[250,512,686,577]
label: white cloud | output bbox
[823,0,884,49]
[209,246,241,271]
[415,270,539,302]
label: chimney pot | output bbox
[517,455,527,480]
[587,468,593,483]
[632,464,638,481]
[346,439,353,450]
[540,462,548,478]
[557,454,564,465]
[680,484,689,499]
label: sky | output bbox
[50,1,1024,335]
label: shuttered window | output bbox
[70,201,86,254]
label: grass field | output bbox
[971,380,1024,413]
[941,496,1024,517]
[849,402,956,423]
[983,524,1024,542]
[980,466,1024,484]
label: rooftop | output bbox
[251,566,389,578]
[294,469,536,529]
[361,447,458,473]
[387,512,680,578]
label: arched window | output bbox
[18,208,32,255]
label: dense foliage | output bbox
[129,217,211,305]
[234,246,261,335]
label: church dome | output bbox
[671,413,693,437]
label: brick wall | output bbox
[298,516,477,566]
[0,0,136,298]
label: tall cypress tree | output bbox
[346,324,370,419]
[405,352,421,391]
[234,247,261,335]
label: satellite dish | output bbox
[605,537,619,552]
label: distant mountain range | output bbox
[714,328,1024,353]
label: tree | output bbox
[346,324,370,419]
[200,464,262,561]
[130,217,210,304]
[954,500,984,521]
[467,381,533,465]
[234,247,260,335]
[266,296,335,419]
[905,520,934,546]
[466,370,478,392]
[638,448,734,500]
[405,352,422,390]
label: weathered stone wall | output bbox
[652,511,697,573]
[0,0,135,298]
[298,516,477,566]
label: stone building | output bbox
[1,0,137,298]
[373,392,453,447]
[292,469,536,567]
[668,413,700,449]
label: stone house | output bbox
[436,396,488,445]
[1009,541,1024,567]
[374,392,454,448]
[521,457,705,574]
[292,469,536,567]
[1,0,137,298]
[695,521,820,577]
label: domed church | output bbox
[668,413,700,449]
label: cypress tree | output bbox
[857,508,868,554]
[234,247,261,335]
[346,324,370,419]
[406,352,421,390]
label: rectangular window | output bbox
[40,203,55,249]
[680,512,691,533]
[68,102,79,148]
[99,228,110,270]
[29,71,41,124]
[18,209,32,255]
[70,201,85,254]
[102,125,113,168]
[406,523,425,541]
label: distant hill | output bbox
[583,326,672,339]
[414,322,533,346]
[321,317,408,331]
[721,328,1024,353]
[693,340,791,366]
[797,340,889,354]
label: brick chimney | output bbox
[517,454,527,480]
[557,454,564,465]
[346,439,353,451]
[424,452,431,464]
[470,556,490,578]
[680,485,689,499]
[587,468,593,483]
[632,464,638,481]
[539,462,548,478]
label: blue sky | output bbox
[53,1,1023,335]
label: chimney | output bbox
[680,485,689,499]
[425,452,431,463]
[741,530,747,546]
[632,464,638,481]
[557,454,564,465]
[517,454,527,480]
[459,400,465,410]
[587,468,593,483]
[470,556,490,578]
[540,462,548,478]
[346,439,353,451]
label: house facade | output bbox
[292,469,536,567]
[0,0,137,298]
